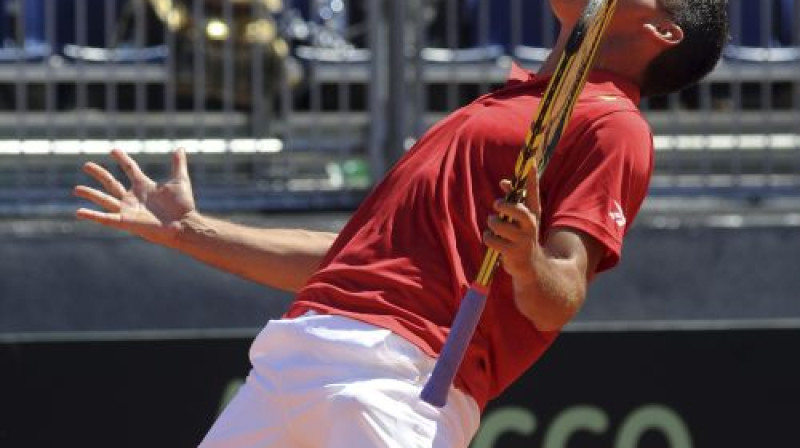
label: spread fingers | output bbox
[82,162,127,198]
[73,185,122,212]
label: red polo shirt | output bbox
[286,65,654,410]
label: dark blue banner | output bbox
[1,327,798,447]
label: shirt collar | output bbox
[506,61,642,105]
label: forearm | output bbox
[486,176,601,331]
[172,212,338,292]
[511,247,588,332]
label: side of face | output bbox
[549,0,682,55]
[547,0,685,88]
[549,0,666,29]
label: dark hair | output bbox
[640,0,729,97]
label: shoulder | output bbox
[575,74,651,141]
[546,105,654,194]
[571,100,653,161]
[588,109,652,145]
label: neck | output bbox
[536,24,643,88]
[536,28,571,78]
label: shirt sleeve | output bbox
[544,111,654,273]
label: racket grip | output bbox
[420,285,488,407]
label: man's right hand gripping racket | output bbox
[420,0,619,407]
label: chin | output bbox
[549,0,591,23]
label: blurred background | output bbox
[1,0,799,446]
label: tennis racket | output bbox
[420,0,618,407]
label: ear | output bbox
[644,21,684,48]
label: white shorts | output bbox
[199,312,481,448]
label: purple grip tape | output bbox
[420,286,488,407]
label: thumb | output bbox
[525,168,541,217]
[172,148,191,181]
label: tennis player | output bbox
[74,1,728,446]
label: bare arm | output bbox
[504,227,602,331]
[173,212,336,292]
[484,174,603,332]
[74,148,337,293]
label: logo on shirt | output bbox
[609,201,627,228]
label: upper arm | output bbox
[509,225,605,330]
[543,226,606,297]
[543,111,653,273]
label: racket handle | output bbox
[420,285,488,407]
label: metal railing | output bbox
[0,0,798,215]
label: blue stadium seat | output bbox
[0,0,166,63]
[732,0,794,47]
[462,0,556,63]
[420,45,504,64]
[0,0,51,61]
[465,0,554,50]
[56,0,167,64]
[725,0,799,63]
